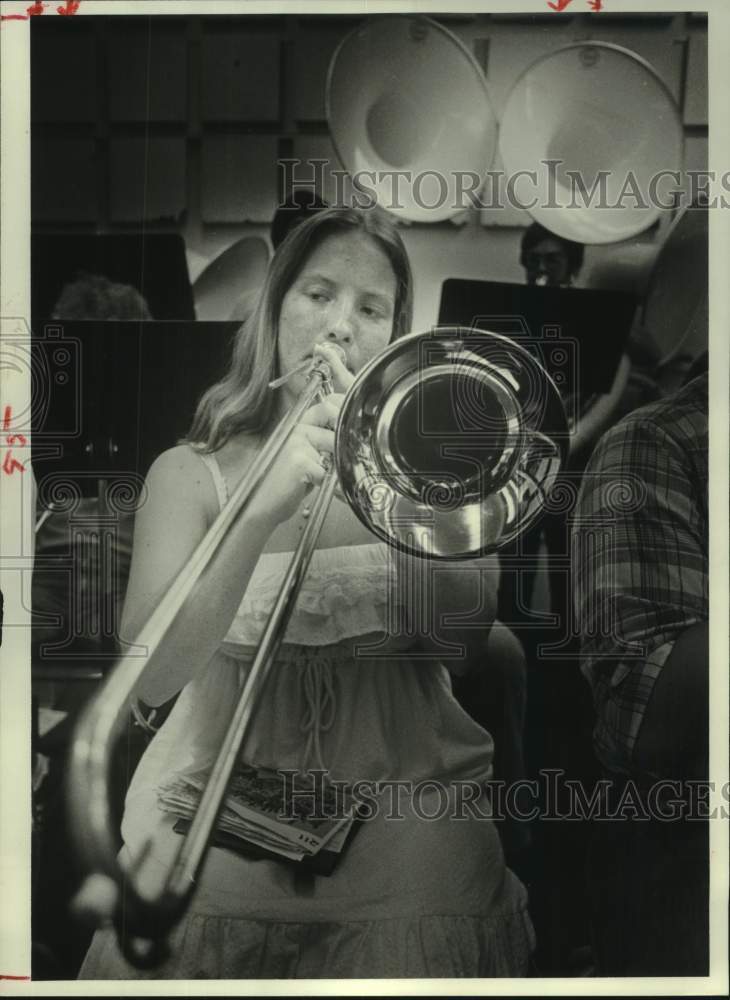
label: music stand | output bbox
[438,279,638,400]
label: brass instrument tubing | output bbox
[68,362,333,936]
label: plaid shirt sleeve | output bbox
[571,385,708,775]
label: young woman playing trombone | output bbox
[79,206,534,979]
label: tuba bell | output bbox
[498,41,684,244]
[326,15,499,223]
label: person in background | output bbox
[492,222,657,971]
[506,224,663,629]
[520,222,584,290]
[51,272,153,321]
[37,273,153,658]
[32,273,153,977]
[572,361,709,975]
[519,222,642,463]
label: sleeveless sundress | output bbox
[79,451,535,979]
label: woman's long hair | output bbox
[187,206,414,453]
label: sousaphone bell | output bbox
[499,41,684,244]
[326,16,499,223]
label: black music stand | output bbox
[438,279,638,400]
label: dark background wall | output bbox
[31,12,708,331]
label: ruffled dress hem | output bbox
[79,900,536,979]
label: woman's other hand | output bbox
[312,341,356,393]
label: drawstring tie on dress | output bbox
[298,655,336,772]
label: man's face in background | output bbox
[523,236,574,287]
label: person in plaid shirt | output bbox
[572,366,709,975]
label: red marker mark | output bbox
[0,975,31,981]
[2,406,27,475]
[1,0,79,19]
[2,454,26,475]
[547,0,604,8]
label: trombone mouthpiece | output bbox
[268,344,347,389]
[268,360,311,390]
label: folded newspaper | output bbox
[158,764,360,870]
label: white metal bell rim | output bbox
[326,15,498,224]
[499,42,684,245]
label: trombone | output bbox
[67,327,568,967]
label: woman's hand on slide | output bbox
[248,393,344,528]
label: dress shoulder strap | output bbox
[196,450,229,512]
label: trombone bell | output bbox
[336,327,568,558]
